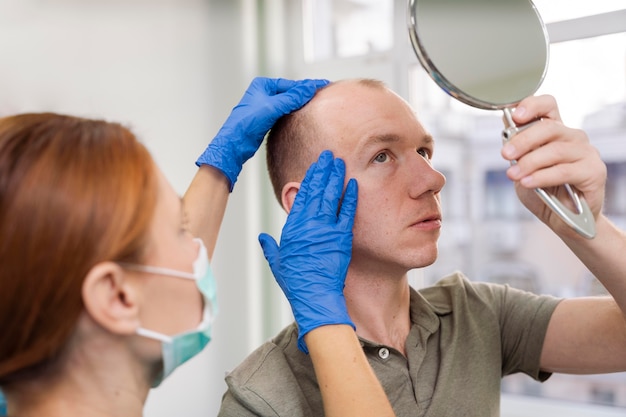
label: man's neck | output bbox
[344,272,412,356]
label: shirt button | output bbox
[378,347,390,360]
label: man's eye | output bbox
[374,152,388,163]
[417,148,431,160]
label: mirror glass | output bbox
[409,0,549,109]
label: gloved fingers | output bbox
[258,233,280,270]
[195,78,330,193]
[305,150,334,217]
[290,150,334,219]
[259,232,295,297]
[289,162,315,219]
[270,79,330,115]
[337,178,358,232]
[236,78,298,115]
[272,78,329,94]
[251,77,298,95]
[319,157,347,222]
[246,77,328,107]
[244,77,293,96]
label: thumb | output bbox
[258,233,280,269]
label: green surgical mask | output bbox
[129,238,217,387]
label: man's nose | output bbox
[408,154,446,198]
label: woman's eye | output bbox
[373,152,389,163]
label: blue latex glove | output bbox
[258,150,357,353]
[196,77,329,191]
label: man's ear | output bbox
[281,181,301,213]
[81,262,141,335]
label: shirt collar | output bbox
[357,283,452,349]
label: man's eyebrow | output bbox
[422,134,434,146]
[356,132,434,152]
[356,134,401,152]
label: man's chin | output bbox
[409,248,438,269]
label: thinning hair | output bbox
[266,78,388,204]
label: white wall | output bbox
[0,1,267,415]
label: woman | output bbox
[0,78,394,416]
[0,112,217,416]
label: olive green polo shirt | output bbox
[218,272,561,417]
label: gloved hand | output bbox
[258,150,357,353]
[196,77,329,191]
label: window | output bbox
[302,0,393,62]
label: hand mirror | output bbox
[408,0,596,239]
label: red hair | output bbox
[0,113,158,384]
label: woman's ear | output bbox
[81,262,141,335]
[281,181,301,214]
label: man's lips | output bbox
[410,212,442,230]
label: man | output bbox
[218,79,626,416]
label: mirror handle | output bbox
[501,109,596,239]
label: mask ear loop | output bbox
[121,266,198,342]
[123,264,201,340]
[119,263,197,281]
[136,327,173,343]
[120,238,207,280]
[125,239,214,336]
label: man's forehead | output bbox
[308,82,396,125]
[304,80,429,147]
[310,82,421,124]
[308,83,356,112]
